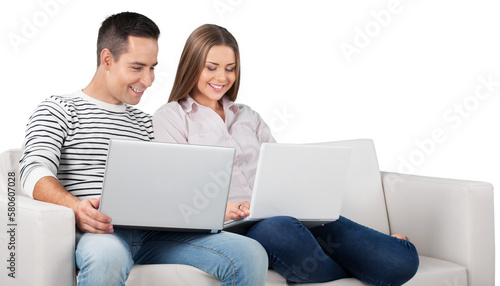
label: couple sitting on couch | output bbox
[19,11,418,286]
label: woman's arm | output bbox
[253,107,277,144]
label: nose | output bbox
[214,69,226,82]
[140,69,154,88]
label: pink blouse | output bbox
[152,95,276,203]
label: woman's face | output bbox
[191,45,236,107]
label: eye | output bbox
[206,66,216,71]
[226,64,236,72]
[132,67,142,71]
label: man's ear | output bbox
[100,49,113,70]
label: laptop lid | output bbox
[225,143,351,231]
[99,139,235,233]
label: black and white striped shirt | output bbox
[19,90,154,200]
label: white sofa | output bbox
[0,139,494,286]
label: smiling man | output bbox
[19,12,267,286]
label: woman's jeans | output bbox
[246,216,419,285]
[75,229,268,286]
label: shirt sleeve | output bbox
[254,110,277,144]
[19,97,70,198]
[152,103,188,144]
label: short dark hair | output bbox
[96,12,160,66]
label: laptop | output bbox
[224,143,351,233]
[99,139,235,233]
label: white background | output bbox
[1,0,499,282]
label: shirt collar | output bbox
[180,94,239,114]
[221,95,240,114]
[77,89,126,112]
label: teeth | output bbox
[209,83,223,89]
[131,87,143,93]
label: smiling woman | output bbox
[191,45,236,117]
[168,24,241,104]
[152,23,420,285]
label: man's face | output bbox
[106,36,159,105]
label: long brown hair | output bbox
[168,24,240,103]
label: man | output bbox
[19,12,267,286]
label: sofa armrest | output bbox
[0,195,75,286]
[381,172,494,286]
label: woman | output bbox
[153,24,419,285]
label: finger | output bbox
[77,220,114,234]
[238,201,250,210]
[85,198,112,223]
[76,200,113,233]
[77,214,114,233]
[237,201,251,215]
[225,209,242,221]
[225,203,238,221]
[231,206,243,217]
[225,202,250,220]
[228,204,243,218]
[233,203,249,217]
[76,211,114,233]
[90,196,101,209]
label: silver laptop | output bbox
[224,143,351,232]
[99,139,235,233]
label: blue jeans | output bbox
[246,216,419,285]
[75,228,268,286]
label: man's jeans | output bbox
[247,216,419,285]
[76,229,268,286]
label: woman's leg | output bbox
[309,216,419,286]
[133,230,268,286]
[246,216,351,283]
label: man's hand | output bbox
[33,176,113,234]
[225,201,250,221]
[75,197,113,234]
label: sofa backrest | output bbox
[315,139,390,234]
[0,149,25,198]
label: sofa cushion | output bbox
[296,256,466,286]
[126,264,220,286]
[315,139,390,234]
[402,256,467,286]
[92,254,470,286]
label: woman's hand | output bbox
[225,201,250,221]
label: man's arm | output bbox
[20,97,113,234]
[33,176,113,234]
